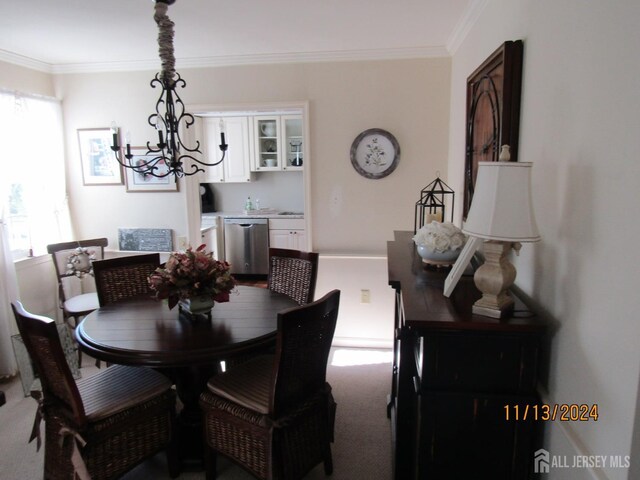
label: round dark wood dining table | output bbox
[75,285,298,468]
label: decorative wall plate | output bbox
[350,128,400,179]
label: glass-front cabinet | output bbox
[252,114,303,172]
[253,115,281,171]
[282,115,303,171]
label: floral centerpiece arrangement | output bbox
[148,244,236,311]
[413,221,467,265]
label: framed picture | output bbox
[443,236,483,297]
[464,40,523,219]
[124,147,178,192]
[350,128,400,179]
[78,128,123,185]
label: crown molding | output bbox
[0,49,52,73]
[446,0,489,55]
[3,46,451,75]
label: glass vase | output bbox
[178,295,214,317]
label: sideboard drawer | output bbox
[416,332,541,394]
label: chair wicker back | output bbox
[12,301,179,480]
[11,302,86,424]
[200,289,340,480]
[271,289,340,417]
[92,253,160,306]
[268,248,319,305]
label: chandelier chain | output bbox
[154,2,176,84]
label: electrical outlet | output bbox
[361,289,371,304]
[177,236,188,250]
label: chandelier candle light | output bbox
[111,0,228,178]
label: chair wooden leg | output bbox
[323,444,333,475]
[166,444,180,478]
[204,444,217,480]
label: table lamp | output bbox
[462,146,540,318]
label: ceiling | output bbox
[0,0,478,74]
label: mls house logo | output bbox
[534,449,550,473]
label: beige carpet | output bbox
[0,348,392,480]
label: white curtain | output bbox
[0,221,18,376]
[0,90,72,376]
[0,92,72,255]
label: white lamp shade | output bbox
[462,162,540,242]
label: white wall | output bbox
[448,1,640,478]
[0,61,55,96]
[315,255,395,348]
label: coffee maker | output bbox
[200,183,215,213]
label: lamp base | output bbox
[472,300,514,319]
[472,241,516,318]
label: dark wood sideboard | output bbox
[387,231,546,479]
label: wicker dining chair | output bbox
[92,253,160,306]
[200,289,340,480]
[47,238,108,367]
[268,248,319,305]
[11,301,179,480]
[222,248,320,371]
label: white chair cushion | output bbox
[64,293,99,315]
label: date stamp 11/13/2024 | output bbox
[504,404,599,422]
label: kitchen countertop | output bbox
[203,211,304,220]
[201,211,304,231]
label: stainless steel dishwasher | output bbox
[223,218,269,275]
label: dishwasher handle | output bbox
[224,218,268,226]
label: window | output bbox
[0,91,71,259]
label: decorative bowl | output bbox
[416,243,461,266]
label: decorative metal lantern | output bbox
[414,174,455,233]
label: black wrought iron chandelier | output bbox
[111,0,227,178]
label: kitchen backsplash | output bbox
[208,171,304,213]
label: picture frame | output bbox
[124,147,179,192]
[350,128,400,179]
[77,127,123,185]
[463,40,523,219]
[443,236,483,297]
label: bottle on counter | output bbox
[244,196,253,212]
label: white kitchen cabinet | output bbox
[252,115,303,172]
[200,226,219,259]
[201,117,252,183]
[252,115,281,172]
[282,115,304,171]
[268,218,306,250]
